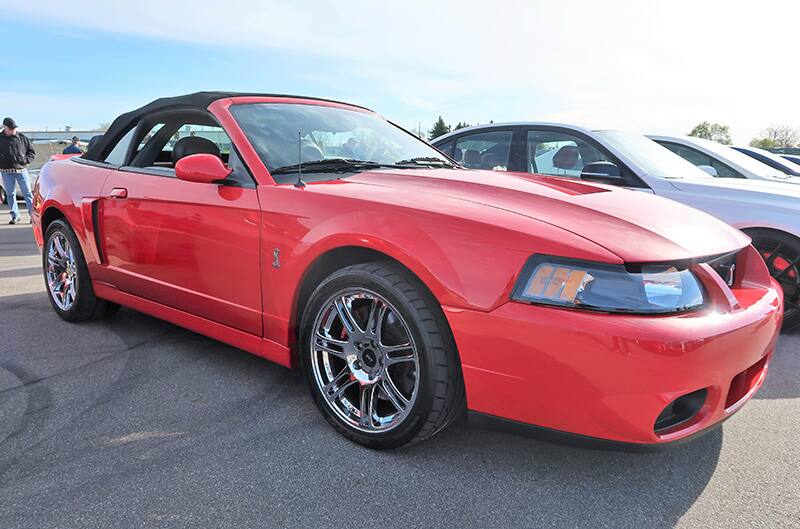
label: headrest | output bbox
[464,149,481,167]
[552,145,579,170]
[172,136,221,165]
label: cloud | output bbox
[10,0,800,141]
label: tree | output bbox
[98,122,111,131]
[751,124,800,149]
[454,122,470,130]
[688,121,732,144]
[749,137,778,149]
[428,116,451,140]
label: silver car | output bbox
[433,123,800,329]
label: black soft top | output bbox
[83,91,371,161]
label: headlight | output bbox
[511,256,705,314]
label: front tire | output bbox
[749,229,800,331]
[300,262,465,449]
[43,219,118,321]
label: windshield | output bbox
[230,103,452,178]
[594,130,713,180]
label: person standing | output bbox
[62,136,82,154]
[0,117,35,224]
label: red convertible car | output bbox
[32,92,783,449]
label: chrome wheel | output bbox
[46,232,78,311]
[310,289,420,433]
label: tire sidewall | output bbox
[300,266,438,448]
[749,229,800,330]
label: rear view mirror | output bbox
[175,153,232,184]
[697,165,718,177]
[580,161,623,185]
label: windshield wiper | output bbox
[394,157,456,168]
[270,158,383,175]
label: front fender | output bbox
[257,184,617,349]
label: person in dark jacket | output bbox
[62,136,83,155]
[0,117,35,224]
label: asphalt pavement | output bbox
[0,220,798,529]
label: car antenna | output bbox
[294,131,306,189]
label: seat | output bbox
[171,136,221,165]
[453,147,463,163]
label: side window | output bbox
[454,131,512,171]
[167,125,231,155]
[103,128,136,166]
[527,130,610,178]
[435,139,456,160]
[226,148,254,186]
[137,123,165,151]
[659,142,713,166]
[659,142,743,178]
[134,123,234,170]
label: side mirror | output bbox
[580,161,623,185]
[697,165,718,177]
[175,153,232,184]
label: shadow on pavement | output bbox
[754,331,799,400]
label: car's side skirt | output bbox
[93,281,292,368]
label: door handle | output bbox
[109,187,128,199]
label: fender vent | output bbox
[91,200,104,263]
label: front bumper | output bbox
[446,245,783,446]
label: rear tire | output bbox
[748,229,800,331]
[300,262,465,449]
[43,219,118,322]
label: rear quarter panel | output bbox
[35,159,113,271]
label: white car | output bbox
[732,145,800,178]
[648,134,800,184]
[433,123,800,328]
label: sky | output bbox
[3,0,799,143]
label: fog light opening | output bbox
[654,388,707,434]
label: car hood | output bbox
[339,168,749,263]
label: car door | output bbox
[97,121,262,336]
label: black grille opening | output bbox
[654,388,707,434]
